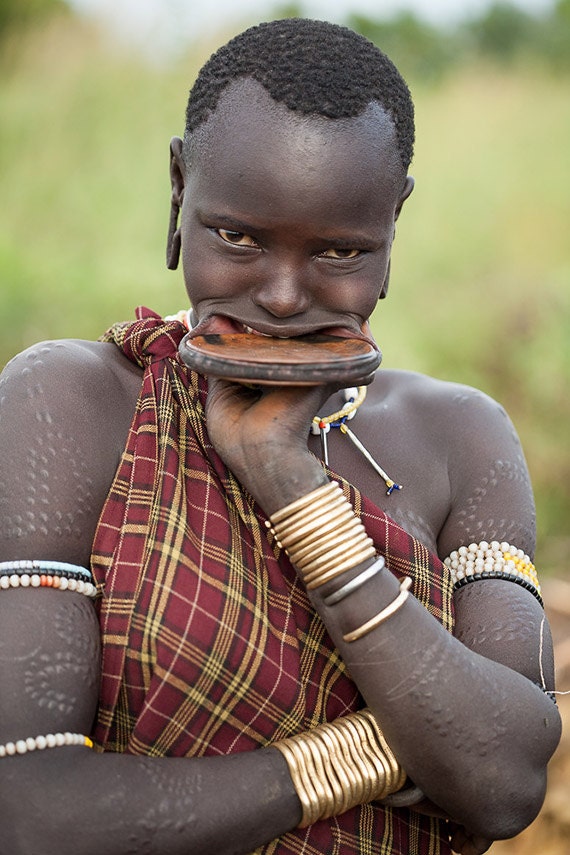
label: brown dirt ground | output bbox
[489,578,570,854]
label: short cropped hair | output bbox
[184,18,414,171]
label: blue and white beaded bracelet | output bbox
[0,560,97,599]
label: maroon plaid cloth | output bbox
[91,307,454,854]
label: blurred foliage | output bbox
[346,11,461,82]
[0,0,67,39]
[463,0,570,70]
[463,3,537,61]
[0,9,568,574]
[345,1,570,80]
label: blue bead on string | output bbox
[311,388,402,496]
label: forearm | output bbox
[204,384,561,838]
[0,589,300,855]
[308,567,560,837]
[260,468,559,836]
[0,745,300,855]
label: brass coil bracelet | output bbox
[268,482,376,589]
[273,709,406,827]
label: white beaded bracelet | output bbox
[0,732,94,758]
[0,573,97,598]
[444,541,542,604]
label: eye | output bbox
[320,247,362,260]
[217,229,258,247]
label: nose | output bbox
[252,267,311,318]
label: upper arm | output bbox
[0,339,136,566]
[0,587,101,744]
[432,385,556,692]
[452,579,555,692]
[437,386,535,562]
[0,339,129,745]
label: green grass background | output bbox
[1,14,568,573]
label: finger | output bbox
[449,825,493,855]
[468,836,493,855]
[449,825,468,853]
[207,378,333,432]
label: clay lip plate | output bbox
[179,332,382,385]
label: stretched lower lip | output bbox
[187,314,377,349]
[188,316,295,339]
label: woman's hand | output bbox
[205,378,334,514]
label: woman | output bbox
[0,18,560,855]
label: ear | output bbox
[395,175,414,221]
[378,259,391,300]
[166,136,186,270]
[379,176,415,300]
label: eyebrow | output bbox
[323,235,379,250]
[199,209,383,250]
[199,211,258,233]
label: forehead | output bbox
[186,79,405,208]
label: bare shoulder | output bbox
[0,339,142,565]
[374,367,507,421]
[0,338,142,442]
[372,368,520,454]
[1,337,141,398]
[370,370,534,557]
[393,370,524,458]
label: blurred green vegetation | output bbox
[0,0,66,38]
[278,0,570,80]
[0,8,568,574]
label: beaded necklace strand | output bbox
[311,387,402,495]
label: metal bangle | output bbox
[323,556,385,606]
[269,480,339,525]
[304,545,377,590]
[343,576,412,642]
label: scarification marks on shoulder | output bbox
[454,459,535,548]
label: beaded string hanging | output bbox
[311,387,402,495]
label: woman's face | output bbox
[176,79,413,340]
